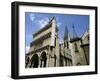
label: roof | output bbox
[70,37,81,43]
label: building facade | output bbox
[25,17,89,68]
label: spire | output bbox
[63,26,69,48]
[72,24,77,38]
[64,26,68,40]
[49,16,56,24]
[70,24,81,43]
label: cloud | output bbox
[55,16,59,20]
[29,13,51,29]
[38,17,61,29]
[57,22,62,27]
[55,16,62,27]
[25,46,30,54]
[30,13,35,21]
[38,18,49,29]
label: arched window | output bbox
[64,40,69,49]
[74,43,78,52]
[67,41,69,49]
[54,54,56,67]
[55,38,56,46]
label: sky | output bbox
[25,12,89,53]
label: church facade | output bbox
[25,17,89,68]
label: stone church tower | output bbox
[60,26,72,66]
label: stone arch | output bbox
[40,51,47,67]
[30,54,39,68]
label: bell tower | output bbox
[62,26,72,66]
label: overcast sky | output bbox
[25,12,89,53]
